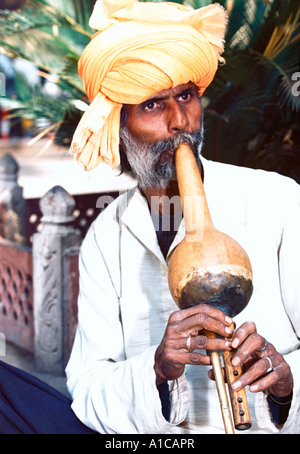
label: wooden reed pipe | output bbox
[168,142,253,433]
[211,351,235,434]
[224,324,251,430]
[202,329,235,434]
[203,327,251,431]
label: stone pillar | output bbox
[33,186,81,375]
[0,153,25,244]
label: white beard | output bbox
[119,126,204,189]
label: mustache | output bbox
[149,130,204,163]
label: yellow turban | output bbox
[71,0,227,170]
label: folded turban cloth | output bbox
[70,0,227,171]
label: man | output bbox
[0,0,299,434]
[65,89,298,434]
[66,0,299,434]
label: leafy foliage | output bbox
[0,0,94,144]
[0,0,93,92]
[200,0,300,182]
[0,0,299,181]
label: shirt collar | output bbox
[117,156,210,262]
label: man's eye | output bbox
[179,92,192,102]
[144,101,159,111]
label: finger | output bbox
[170,304,233,325]
[255,341,276,358]
[232,332,274,366]
[178,334,232,352]
[231,335,275,367]
[182,351,212,367]
[164,345,211,367]
[255,337,268,353]
[208,366,227,382]
[231,321,257,349]
[231,355,279,392]
[176,312,234,339]
[253,355,292,396]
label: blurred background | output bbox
[0,0,299,185]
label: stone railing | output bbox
[32,185,82,375]
[0,153,118,375]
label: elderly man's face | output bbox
[120,82,204,189]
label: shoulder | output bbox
[78,188,137,270]
[82,187,137,243]
[202,157,300,206]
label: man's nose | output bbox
[167,102,190,134]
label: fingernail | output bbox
[225,327,232,335]
[232,338,239,348]
[225,316,233,324]
[232,356,240,366]
[231,380,241,390]
[250,384,258,392]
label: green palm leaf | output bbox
[0,0,92,91]
[0,0,93,145]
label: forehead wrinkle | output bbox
[142,82,198,104]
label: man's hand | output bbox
[155,307,293,401]
[154,304,233,386]
[227,321,293,398]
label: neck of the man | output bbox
[140,160,203,216]
[141,181,179,215]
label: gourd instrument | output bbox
[168,143,253,433]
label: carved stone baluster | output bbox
[33,186,81,375]
[0,153,25,244]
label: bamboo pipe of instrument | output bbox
[224,324,251,430]
[211,351,235,434]
[202,329,235,434]
[168,142,253,432]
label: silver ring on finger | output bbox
[257,337,268,352]
[186,334,192,352]
[264,356,274,373]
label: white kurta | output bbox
[66,158,300,434]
